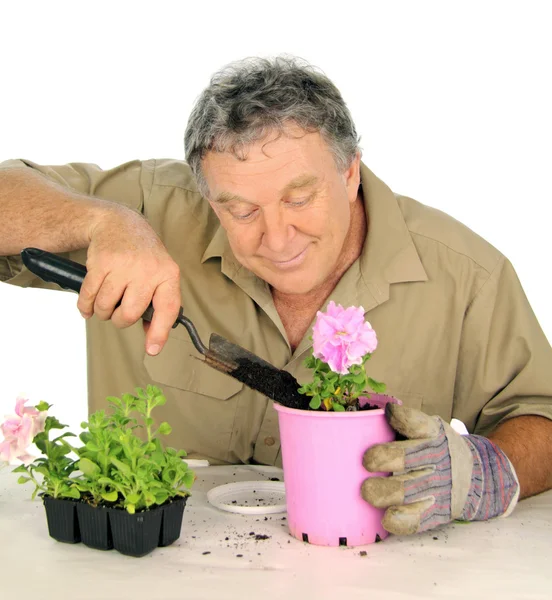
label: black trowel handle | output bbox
[21,247,160,322]
[21,248,86,293]
[20,248,206,352]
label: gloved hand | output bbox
[361,404,520,535]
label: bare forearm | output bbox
[0,167,127,255]
[488,415,552,499]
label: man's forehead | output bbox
[212,173,320,204]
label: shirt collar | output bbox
[357,162,428,288]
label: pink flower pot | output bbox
[274,397,396,547]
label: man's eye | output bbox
[232,209,257,221]
[287,195,312,207]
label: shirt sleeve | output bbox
[0,158,156,287]
[453,255,552,434]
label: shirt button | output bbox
[264,436,276,446]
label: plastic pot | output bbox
[43,495,188,556]
[76,502,113,550]
[42,496,81,544]
[109,504,164,557]
[274,398,396,547]
[158,496,187,547]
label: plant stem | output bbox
[28,470,46,496]
[146,398,153,444]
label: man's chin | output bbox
[267,275,318,296]
[246,260,320,295]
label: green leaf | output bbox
[150,451,165,466]
[135,387,148,400]
[122,393,137,405]
[17,476,31,484]
[127,493,140,504]
[332,403,346,412]
[367,378,386,393]
[12,465,28,474]
[34,435,47,454]
[106,395,122,408]
[154,393,167,407]
[44,416,69,431]
[63,486,81,500]
[35,401,50,412]
[110,457,132,476]
[78,457,100,477]
[126,503,136,515]
[101,490,118,502]
[97,476,120,489]
[309,396,322,410]
[154,490,169,505]
[134,400,146,414]
[53,432,76,443]
[158,422,172,436]
[53,445,72,457]
[183,471,195,488]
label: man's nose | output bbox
[261,210,294,254]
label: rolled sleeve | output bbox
[0,157,155,288]
[454,256,552,435]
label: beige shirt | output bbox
[1,158,552,465]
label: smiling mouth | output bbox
[269,247,309,267]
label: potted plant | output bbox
[74,387,194,555]
[1,385,195,557]
[0,397,81,543]
[274,301,400,547]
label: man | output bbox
[1,56,551,535]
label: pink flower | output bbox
[0,397,47,464]
[312,301,378,375]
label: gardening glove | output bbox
[361,404,520,535]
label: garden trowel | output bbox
[21,248,309,410]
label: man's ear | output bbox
[343,152,362,203]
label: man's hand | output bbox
[361,404,520,535]
[77,209,181,356]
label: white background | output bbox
[0,1,550,434]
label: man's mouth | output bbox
[268,247,309,269]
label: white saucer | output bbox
[207,480,286,515]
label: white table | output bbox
[1,465,551,600]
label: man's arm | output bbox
[0,166,112,255]
[0,164,181,354]
[488,415,552,499]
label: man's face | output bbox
[202,125,361,296]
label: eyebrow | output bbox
[213,174,319,204]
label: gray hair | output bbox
[184,56,361,197]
